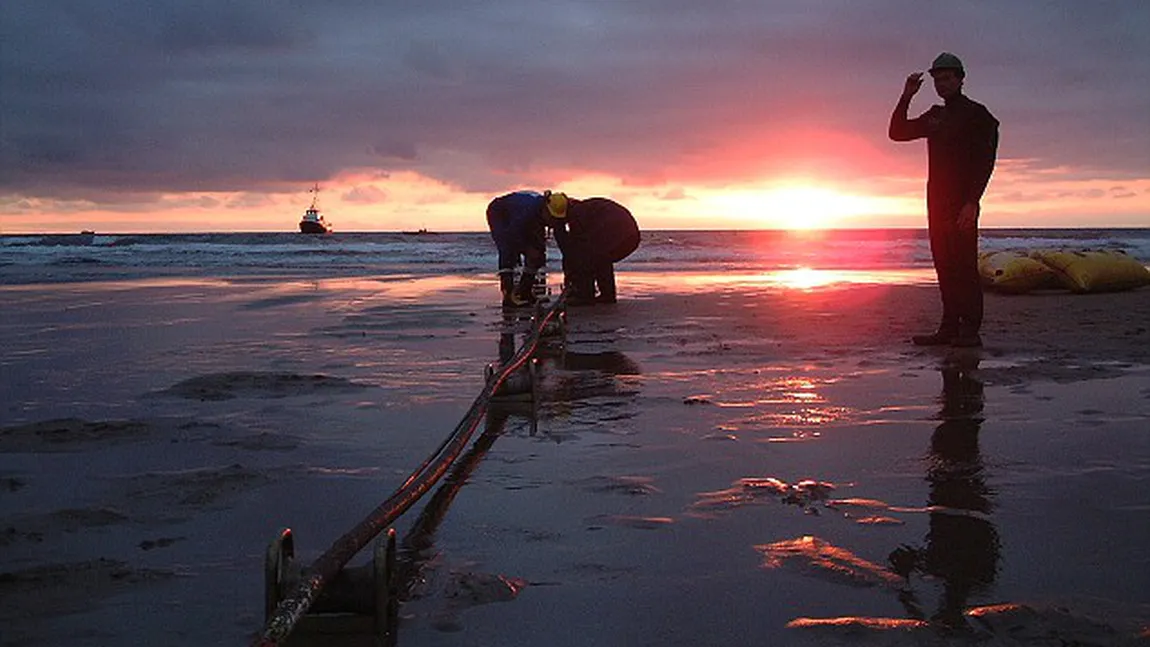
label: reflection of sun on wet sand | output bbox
[560,280,1149,645]
[758,535,906,588]
[785,603,1134,646]
[689,476,837,516]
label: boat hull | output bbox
[299,221,328,234]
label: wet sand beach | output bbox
[1,273,1148,646]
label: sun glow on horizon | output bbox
[701,184,899,230]
[5,164,1149,234]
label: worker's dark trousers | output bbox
[590,261,616,301]
[928,213,982,333]
[563,229,638,301]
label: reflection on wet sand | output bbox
[546,350,642,407]
[391,324,645,632]
[393,386,535,633]
[758,535,905,589]
[621,269,939,295]
[559,350,641,376]
[694,477,837,517]
[785,602,1135,645]
[753,353,1145,644]
[536,324,642,425]
[763,353,1004,641]
[889,352,1000,630]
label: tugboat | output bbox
[298,185,331,234]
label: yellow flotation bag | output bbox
[1030,249,1150,293]
[979,250,1059,294]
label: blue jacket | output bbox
[486,191,547,271]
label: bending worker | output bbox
[486,190,555,307]
[545,193,640,305]
[889,52,999,348]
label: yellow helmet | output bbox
[544,191,568,218]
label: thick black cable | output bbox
[252,290,566,646]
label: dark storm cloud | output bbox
[1,0,1147,201]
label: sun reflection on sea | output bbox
[764,376,825,403]
[772,267,839,290]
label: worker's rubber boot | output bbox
[912,325,958,346]
[951,324,983,348]
[511,271,538,307]
[501,272,528,308]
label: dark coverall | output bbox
[553,198,640,303]
[890,93,999,335]
[486,191,547,302]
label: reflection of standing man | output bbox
[890,354,1000,630]
[890,53,999,348]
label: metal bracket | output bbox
[264,528,398,645]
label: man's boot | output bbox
[565,277,597,306]
[512,270,538,307]
[912,325,958,346]
[594,263,617,304]
[500,271,527,307]
[951,324,983,348]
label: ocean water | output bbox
[1,228,1148,285]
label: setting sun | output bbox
[701,184,894,230]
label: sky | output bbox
[1,0,1148,233]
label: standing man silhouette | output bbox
[890,52,999,348]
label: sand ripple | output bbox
[0,418,152,452]
[586,514,675,530]
[574,475,661,496]
[0,558,174,625]
[159,371,372,400]
[110,463,281,512]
